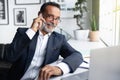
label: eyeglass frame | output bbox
[43,13,61,23]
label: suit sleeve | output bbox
[1,28,31,62]
[60,35,83,73]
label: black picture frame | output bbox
[0,0,9,25]
[14,8,27,26]
[15,0,41,5]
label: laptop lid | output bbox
[89,46,120,80]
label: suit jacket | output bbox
[2,28,83,80]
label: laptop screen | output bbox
[89,46,120,80]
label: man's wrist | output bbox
[55,66,63,75]
[56,62,70,74]
[31,27,38,32]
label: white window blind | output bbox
[99,0,120,46]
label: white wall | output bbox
[0,0,92,43]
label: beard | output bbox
[40,22,56,33]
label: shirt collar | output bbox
[39,30,52,37]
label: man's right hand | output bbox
[31,14,45,32]
[38,65,63,80]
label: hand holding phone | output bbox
[31,14,45,32]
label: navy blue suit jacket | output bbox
[3,28,83,80]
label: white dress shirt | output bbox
[21,29,70,80]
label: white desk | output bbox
[68,39,106,50]
[68,39,106,57]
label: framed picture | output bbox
[15,0,41,5]
[14,8,27,26]
[0,0,9,25]
[46,0,77,18]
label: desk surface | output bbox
[68,39,106,50]
[68,39,106,58]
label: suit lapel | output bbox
[42,33,56,66]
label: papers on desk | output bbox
[79,57,90,69]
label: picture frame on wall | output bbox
[46,0,76,18]
[0,0,9,25]
[14,8,27,26]
[15,0,41,5]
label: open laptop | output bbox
[89,45,120,80]
[61,45,120,80]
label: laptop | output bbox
[61,45,120,80]
[89,45,120,80]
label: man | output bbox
[0,2,83,80]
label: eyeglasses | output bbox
[44,14,61,23]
